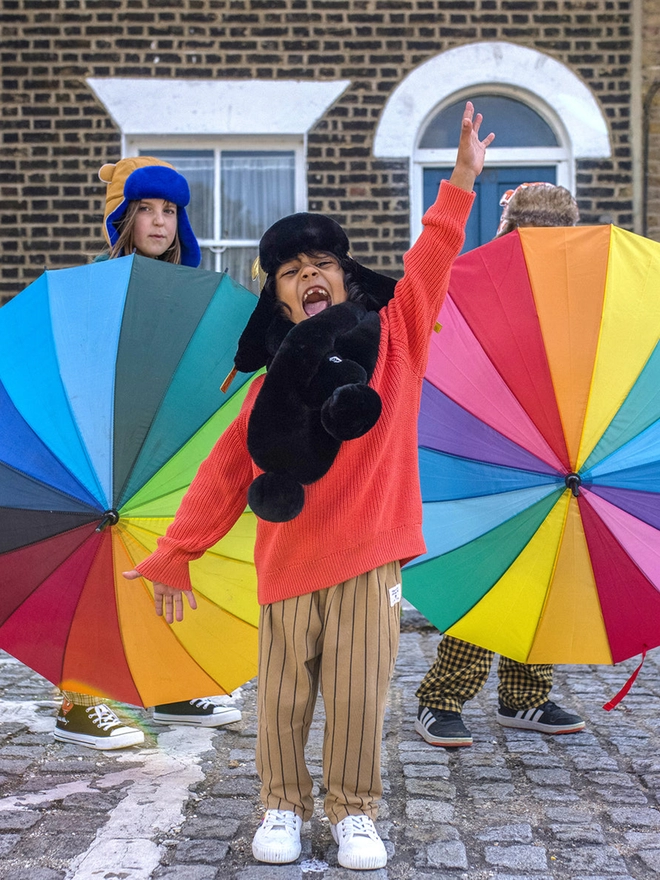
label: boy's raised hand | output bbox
[123,569,198,623]
[449,101,495,193]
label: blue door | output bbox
[423,166,557,252]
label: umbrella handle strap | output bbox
[603,648,647,711]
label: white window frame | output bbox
[124,135,307,274]
[412,85,573,242]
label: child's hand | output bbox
[123,569,198,623]
[449,101,495,193]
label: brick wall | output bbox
[0,0,638,300]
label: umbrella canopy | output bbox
[403,225,660,666]
[0,255,260,706]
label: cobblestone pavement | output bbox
[0,609,659,879]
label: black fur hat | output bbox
[233,212,396,374]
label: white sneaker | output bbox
[331,814,387,870]
[252,809,302,864]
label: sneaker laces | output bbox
[86,704,124,732]
[338,814,380,841]
[188,698,217,710]
[261,809,299,834]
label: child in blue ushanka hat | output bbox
[54,157,242,750]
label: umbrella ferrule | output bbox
[96,509,119,531]
[565,473,581,497]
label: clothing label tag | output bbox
[389,584,402,606]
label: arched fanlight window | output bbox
[419,94,559,149]
[415,91,570,250]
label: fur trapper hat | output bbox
[233,212,397,374]
[497,182,579,236]
[99,156,201,267]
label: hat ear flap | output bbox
[176,208,201,267]
[234,287,279,373]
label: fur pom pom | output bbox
[248,472,305,523]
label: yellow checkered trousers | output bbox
[416,634,553,712]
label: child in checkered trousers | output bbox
[415,181,586,750]
[124,102,493,870]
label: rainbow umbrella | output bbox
[403,225,660,666]
[0,255,259,706]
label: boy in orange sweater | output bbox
[125,102,493,870]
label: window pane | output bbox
[219,246,261,294]
[221,152,295,240]
[140,149,214,240]
[419,95,558,149]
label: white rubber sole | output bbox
[54,728,144,750]
[152,707,242,727]
[414,718,472,747]
[496,713,585,734]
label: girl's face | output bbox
[274,252,347,324]
[132,199,178,258]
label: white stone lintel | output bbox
[87,78,351,136]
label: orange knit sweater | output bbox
[136,181,474,605]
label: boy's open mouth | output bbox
[303,287,331,317]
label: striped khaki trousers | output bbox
[256,561,401,824]
[416,634,553,712]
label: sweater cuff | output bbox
[135,552,193,591]
[423,179,475,227]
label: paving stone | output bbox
[610,806,660,826]
[0,833,19,855]
[638,850,660,873]
[585,771,637,787]
[404,777,456,797]
[210,777,260,796]
[558,845,629,873]
[0,870,66,880]
[531,787,580,801]
[625,830,660,847]
[526,768,571,785]
[181,818,241,839]
[191,798,256,818]
[402,762,450,779]
[572,754,619,771]
[476,823,533,842]
[155,868,218,880]
[549,823,605,843]
[174,839,230,862]
[0,758,36,775]
[484,844,548,870]
[427,839,468,869]
[468,783,515,799]
[464,766,512,781]
[0,811,41,830]
[406,799,454,823]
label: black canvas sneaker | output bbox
[415,705,473,747]
[496,699,585,734]
[152,698,242,727]
[54,700,144,750]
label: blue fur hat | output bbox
[99,157,201,267]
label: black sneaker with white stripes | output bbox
[415,705,473,747]
[496,699,585,734]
